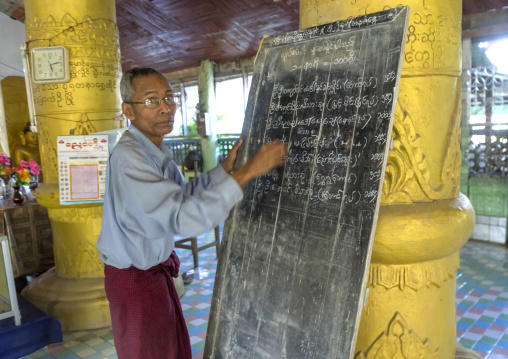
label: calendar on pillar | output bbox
[57,135,109,204]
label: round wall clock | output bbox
[31,46,70,84]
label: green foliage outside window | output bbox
[187,121,198,135]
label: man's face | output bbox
[122,74,175,146]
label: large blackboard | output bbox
[205,7,410,359]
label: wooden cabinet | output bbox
[0,199,53,277]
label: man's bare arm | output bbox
[222,139,288,187]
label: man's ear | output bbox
[122,102,135,122]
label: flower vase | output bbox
[12,185,23,205]
[29,181,38,192]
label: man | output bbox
[96,67,286,359]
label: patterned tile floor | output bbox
[456,239,508,359]
[18,233,508,359]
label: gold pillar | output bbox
[21,0,123,330]
[301,1,474,358]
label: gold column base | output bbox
[21,268,187,331]
[27,185,187,331]
[456,343,482,359]
[356,255,458,358]
[21,268,186,332]
[354,194,475,359]
[175,275,186,299]
[21,268,110,331]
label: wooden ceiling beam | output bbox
[462,8,508,39]
[3,0,506,74]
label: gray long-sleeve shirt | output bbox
[96,126,243,270]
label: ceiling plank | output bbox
[1,0,507,74]
[463,8,508,38]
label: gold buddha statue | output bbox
[13,122,42,179]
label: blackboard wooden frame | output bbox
[206,7,410,359]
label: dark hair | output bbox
[120,67,165,102]
[23,122,32,134]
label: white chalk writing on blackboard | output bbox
[206,7,410,359]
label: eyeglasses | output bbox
[125,96,179,110]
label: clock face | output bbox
[31,46,70,84]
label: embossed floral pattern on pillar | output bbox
[368,253,459,291]
[355,312,440,359]
[382,94,461,203]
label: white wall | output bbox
[0,11,25,80]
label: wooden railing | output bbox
[217,135,241,161]
[463,68,508,235]
[163,137,202,165]
[164,135,241,165]
[467,68,508,178]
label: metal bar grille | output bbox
[468,67,508,177]
[163,138,202,165]
[217,136,240,162]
